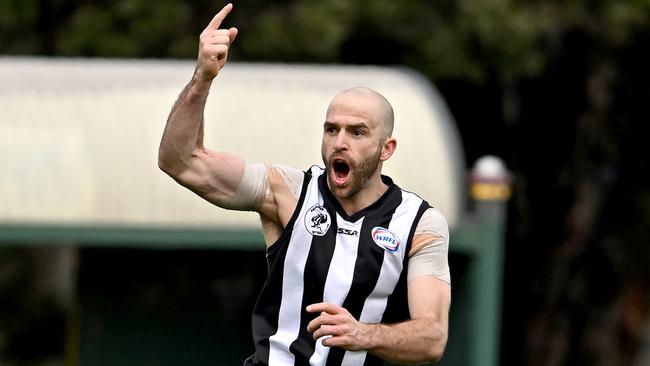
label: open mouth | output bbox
[332,159,351,186]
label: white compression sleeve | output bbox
[230,163,269,211]
[230,163,304,211]
[408,208,451,284]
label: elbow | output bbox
[157,151,172,175]
[419,344,445,364]
[158,158,171,175]
[157,147,180,178]
[424,331,447,364]
[426,343,446,364]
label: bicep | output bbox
[406,208,451,320]
[408,208,451,284]
[173,148,250,209]
[408,238,450,284]
[407,276,451,322]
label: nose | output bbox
[332,130,348,151]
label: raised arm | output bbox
[158,3,245,209]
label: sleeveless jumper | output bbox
[245,166,430,366]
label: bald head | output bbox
[326,87,394,138]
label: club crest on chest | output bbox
[304,204,331,236]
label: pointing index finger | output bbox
[306,302,340,314]
[206,3,233,30]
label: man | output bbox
[158,3,451,365]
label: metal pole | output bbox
[467,156,511,366]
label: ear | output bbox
[380,137,397,161]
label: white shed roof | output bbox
[0,57,464,230]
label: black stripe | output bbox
[361,354,384,366]
[250,169,313,366]
[362,200,430,366]
[380,200,430,325]
[325,190,402,366]
[289,204,338,366]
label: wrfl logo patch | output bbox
[371,227,400,253]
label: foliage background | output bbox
[1,0,649,365]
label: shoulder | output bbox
[267,164,321,199]
[392,183,442,228]
[415,207,449,237]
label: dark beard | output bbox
[325,145,382,199]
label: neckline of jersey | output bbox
[318,170,398,223]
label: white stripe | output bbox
[268,168,324,366]
[309,214,363,366]
[341,191,422,366]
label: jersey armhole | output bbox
[404,200,432,260]
[266,168,313,256]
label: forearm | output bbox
[308,295,449,364]
[364,317,447,364]
[158,76,212,174]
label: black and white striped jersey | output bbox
[246,166,430,366]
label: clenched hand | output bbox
[306,302,373,351]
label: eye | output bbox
[325,126,336,134]
[352,129,365,136]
